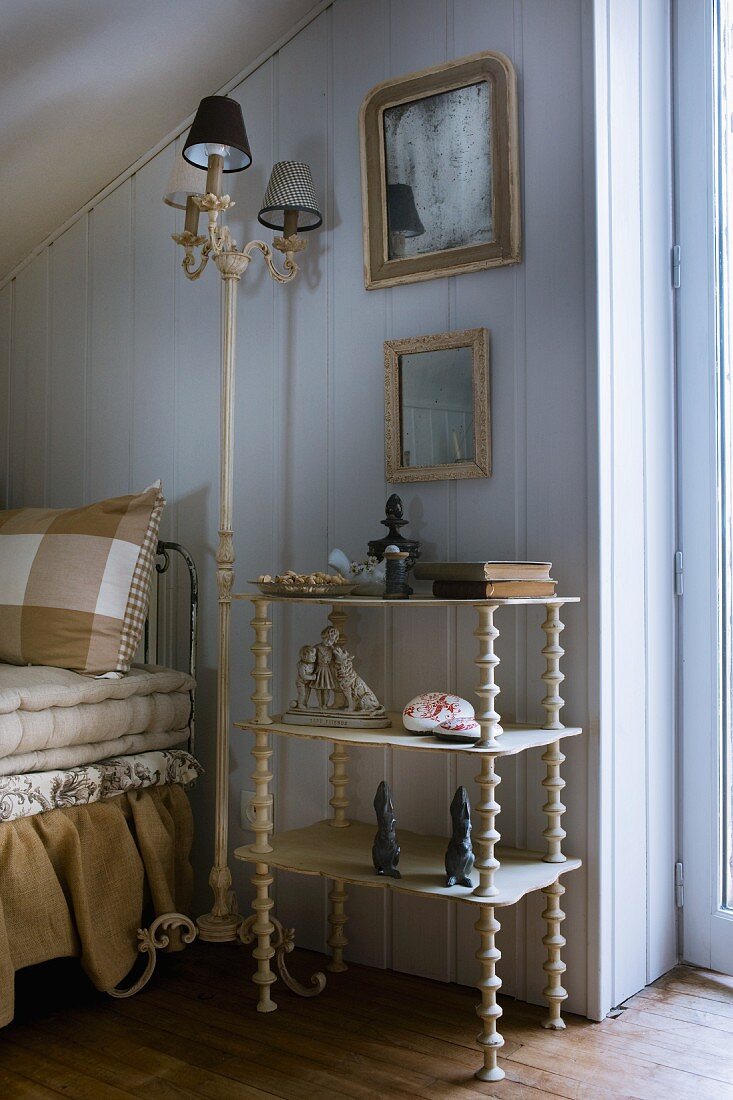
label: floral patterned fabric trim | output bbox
[0,749,202,823]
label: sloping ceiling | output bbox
[0,0,320,280]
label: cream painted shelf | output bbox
[234,820,580,908]
[235,590,580,607]
[237,591,581,1082]
[236,713,582,757]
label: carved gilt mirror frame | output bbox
[360,51,521,289]
[384,327,491,483]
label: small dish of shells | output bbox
[252,571,357,598]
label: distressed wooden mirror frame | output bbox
[360,51,521,290]
[385,327,491,483]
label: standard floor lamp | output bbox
[164,95,322,942]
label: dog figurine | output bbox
[372,780,401,878]
[445,786,474,887]
[333,647,380,712]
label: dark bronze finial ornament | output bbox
[368,494,421,568]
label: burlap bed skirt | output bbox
[0,784,193,1027]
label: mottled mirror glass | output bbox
[383,81,493,260]
[398,346,475,469]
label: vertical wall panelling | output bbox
[132,149,178,667]
[387,0,454,986]
[331,0,391,969]
[522,0,589,1011]
[0,285,11,506]
[88,183,134,500]
[451,0,525,998]
[273,12,332,951]
[132,146,177,516]
[48,220,88,507]
[11,253,49,507]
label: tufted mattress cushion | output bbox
[0,663,194,775]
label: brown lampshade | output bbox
[183,96,252,172]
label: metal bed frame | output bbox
[109,540,200,999]
[144,540,198,756]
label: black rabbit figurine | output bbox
[445,786,474,887]
[372,780,401,878]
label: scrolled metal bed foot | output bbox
[107,912,198,999]
[240,914,327,998]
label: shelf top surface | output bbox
[235,714,581,755]
[234,820,581,907]
[234,591,580,607]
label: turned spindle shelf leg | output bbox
[248,599,277,1012]
[541,880,568,1029]
[474,602,502,898]
[329,743,350,827]
[541,601,565,731]
[475,905,504,1081]
[540,602,568,1024]
[475,602,502,747]
[542,741,566,863]
[541,601,566,862]
[327,879,348,972]
[474,755,501,898]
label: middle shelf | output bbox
[234,713,582,756]
[233,819,582,908]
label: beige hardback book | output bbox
[414,561,553,583]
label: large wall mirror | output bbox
[360,52,520,289]
[384,328,491,482]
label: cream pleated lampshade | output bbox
[163,156,208,209]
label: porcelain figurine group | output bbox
[372,780,475,888]
[287,625,390,728]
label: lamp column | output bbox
[197,252,248,942]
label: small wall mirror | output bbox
[384,328,491,482]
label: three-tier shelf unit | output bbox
[233,593,581,1083]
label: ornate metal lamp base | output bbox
[107,912,197,999]
[196,910,243,943]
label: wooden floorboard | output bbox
[1,948,733,1099]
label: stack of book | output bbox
[412,561,556,599]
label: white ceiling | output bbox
[0,0,321,280]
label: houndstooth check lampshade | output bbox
[258,161,322,231]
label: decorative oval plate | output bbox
[434,720,482,745]
[402,692,474,732]
[251,581,357,598]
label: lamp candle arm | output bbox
[173,201,305,285]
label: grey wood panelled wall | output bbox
[0,0,593,1015]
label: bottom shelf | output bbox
[234,819,581,908]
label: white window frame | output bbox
[675,0,733,972]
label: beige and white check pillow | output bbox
[0,483,165,676]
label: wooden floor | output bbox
[2,944,733,1099]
